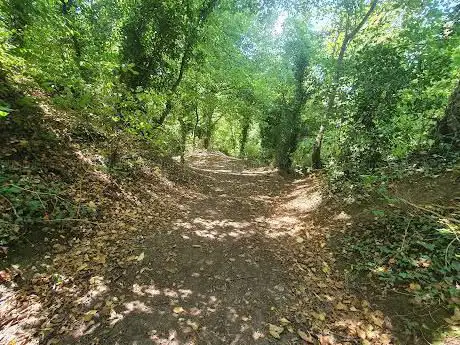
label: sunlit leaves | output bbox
[0,104,12,117]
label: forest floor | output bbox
[0,96,458,345]
[0,151,388,345]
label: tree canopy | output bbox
[1,0,458,172]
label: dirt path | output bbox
[92,153,297,345]
[2,152,396,345]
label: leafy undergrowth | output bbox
[343,211,458,306]
[326,150,460,205]
[323,172,460,343]
[0,76,191,250]
[0,162,96,245]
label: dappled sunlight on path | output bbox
[0,152,410,345]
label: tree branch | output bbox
[156,0,219,127]
[328,0,378,111]
[346,0,378,44]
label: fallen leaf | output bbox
[279,317,290,325]
[0,270,12,282]
[380,334,392,345]
[0,246,8,256]
[357,328,366,339]
[319,335,334,344]
[83,309,97,322]
[94,255,106,264]
[137,252,145,261]
[370,313,384,328]
[252,331,264,340]
[408,282,421,291]
[335,302,347,311]
[312,312,326,321]
[77,263,88,271]
[173,306,185,314]
[268,324,284,339]
[186,320,199,330]
[297,330,314,343]
[367,328,378,339]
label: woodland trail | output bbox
[95,153,300,345]
[2,152,397,345]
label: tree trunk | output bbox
[203,112,213,150]
[204,134,210,150]
[192,104,199,149]
[276,55,309,172]
[155,0,218,127]
[179,118,187,164]
[239,114,250,157]
[155,43,189,126]
[311,125,324,169]
[436,79,460,148]
[315,0,378,167]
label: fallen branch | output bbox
[42,218,106,226]
[0,194,18,218]
[445,235,460,268]
[398,197,460,224]
[398,219,412,253]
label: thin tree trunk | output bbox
[193,104,199,149]
[239,113,251,157]
[203,110,214,150]
[179,118,187,164]
[313,0,378,168]
[311,125,324,169]
[328,0,378,113]
[155,0,218,127]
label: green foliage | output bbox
[0,104,12,117]
[0,165,89,245]
[0,0,35,47]
[0,22,25,86]
[258,19,320,170]
[341,211,459,305]
[120,0,189,90]
[0,0,457,170]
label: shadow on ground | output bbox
[1,147,456,345]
